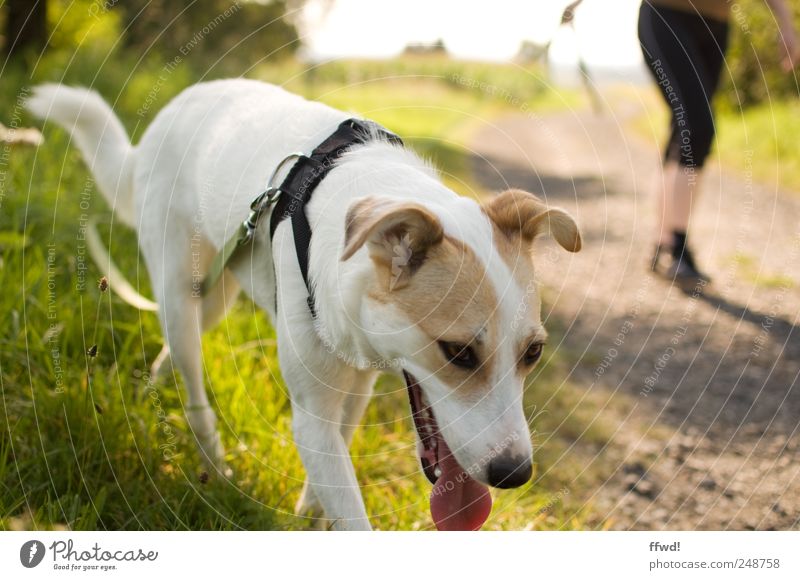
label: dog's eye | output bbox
[438,341,478,369]
[522,343,544,366]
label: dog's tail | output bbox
[27,85,158,312]
[26,84,136,228]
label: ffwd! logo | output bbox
[20,540,46,568]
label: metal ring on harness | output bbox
[200,151,308,296]
[202,119,403,304]
[242,152,307,242]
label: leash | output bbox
[201,118,403,318]
[199,152,303,297]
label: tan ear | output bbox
[341,197,444,288]
[484,188,581,252]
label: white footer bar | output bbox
[2,531,798,578]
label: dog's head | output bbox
[341,188,580,527]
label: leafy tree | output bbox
[3,0,48,56]
[115,0,299,72]
[1,0,299,72]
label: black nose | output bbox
[487,456,532,489]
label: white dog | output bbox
[28,79,581,530]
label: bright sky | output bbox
[299,0,645,69]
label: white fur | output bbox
[28,79,547,530]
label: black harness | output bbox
[202,119,403,314]
[267,119,402,316]
[200,119,442,483]
[268,124,439,483]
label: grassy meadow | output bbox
[628,84,800,196]
[1,53,613,531]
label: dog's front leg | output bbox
[274,260,370,529]
[291,405,371,530]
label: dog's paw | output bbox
[296,505,330,531]
[198,432,231,477]
[295,479,328,528]
[186,406,230,476]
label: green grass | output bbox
[628,85,800,195]
[715,100,800,194]
[1,54,609,531]
[723,252,797,289]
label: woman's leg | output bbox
[638,3,729,279]
[668,161,697,234]
[655,160,678,246]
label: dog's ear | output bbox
[484,188,581,252]
[341,197,444,288]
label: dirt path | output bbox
[470,102,800,530]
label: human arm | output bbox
[766,0,800,70]
[561,0,584,25]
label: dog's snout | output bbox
[487,455,532,489]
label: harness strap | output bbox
[200,118,402,318]
[268,119,402,317]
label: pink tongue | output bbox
[429,437,492,531]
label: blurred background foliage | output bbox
[2,0,798,110]
[722,0,800,108]
[116,0,299,70]
[2,0,299,65]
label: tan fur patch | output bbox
[342,197,444,289]
[481,190,539,320]
[351,192,569,393]
[481,190,568,373]
[368,235,501,396]
[482,188,581,252]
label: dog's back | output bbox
[135,80,348,251]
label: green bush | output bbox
[722,0,800,109]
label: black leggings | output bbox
[638,2,729,169]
